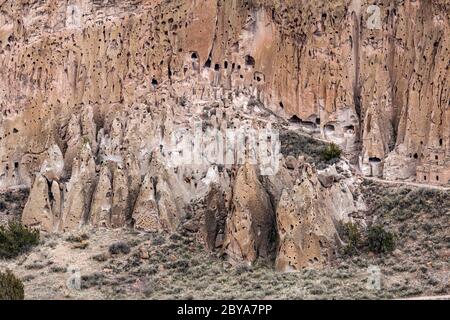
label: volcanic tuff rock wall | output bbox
[0,0,448,266]
[0,0,449,189]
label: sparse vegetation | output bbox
[0,189,29,226]
[92,253,109,262]
[367,225,395,254]
[339,222,362,256]
[235,263,252,275]
[363,181,450,218]
[81,272,107,289]
[322,143,342,161]
[339,222,395,255]
[66,233,89,243]
[0,221,39,259]
[49,265,67,273]
[0,270,24,300]
[152,234,166,246]
[108,241,131,255]
[281,131,331,168]
[0,180,447,300]
[81,136,91,145]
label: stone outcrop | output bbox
[223,163,276,264]
[199,183,228,251]
[275,163,340,271]
[21,173,54,232]
[131,173,160,232]
[90,165,113,228]
[60,142,96,231]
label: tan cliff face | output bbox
[0,0,448,267]
[0,0,449,189]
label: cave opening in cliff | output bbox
[439,138,443,146]
[214,63,220,71]
[245,55,255,67]
[14,162,19,169]
[254,72,264,82]
[302,121,317,130]
[168,65,172,79]
[191,52,198,60]
[151,78,158,86]
[414,153,418,159]
[279,102,284,109]
[289,115,301,123]
[204,57,212,68]
[224,61,228,69]
[369,157,381,163]
[344,125,355,133]
[324,124,335,133]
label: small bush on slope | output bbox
[0,221,39,259]
[367,225,395,254]
[0,270,24,300]
[339,222,362,256]
[109,241,131,255]
[322,143,342,161]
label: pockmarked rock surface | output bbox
[0,0,449,273]
[275,163,340,271]
[1,0,449,190]
[223,162,276,264]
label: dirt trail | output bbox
[363,176,450,191]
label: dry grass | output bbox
[0,181,448,299]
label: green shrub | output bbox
[367,225,395,254]
[322,143,342,161]
[340,222,362,256]
[280,131,329,168]
[0,221,40,259]
[235,264,252,275]
[0,270,24,300]
[108,241,130,255]
[65,233,89,243]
